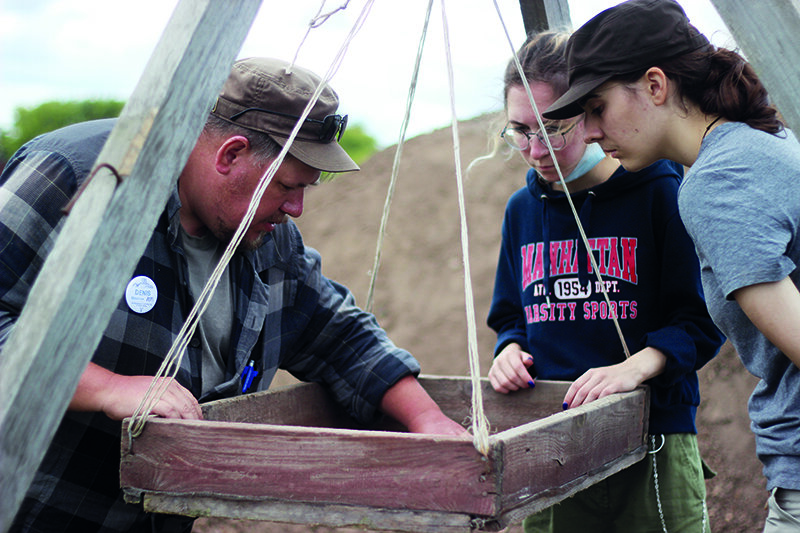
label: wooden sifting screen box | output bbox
[121,376,649,532]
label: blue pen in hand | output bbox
[241,360,258,393]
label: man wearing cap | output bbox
[4,57,466,533]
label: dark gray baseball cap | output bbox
[544,0,709,120]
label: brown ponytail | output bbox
[659,44,784,134]
[701,48,782,134]
[615,26,784,136]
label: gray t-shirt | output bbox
[180,227,233,395]
[679,122,800,491]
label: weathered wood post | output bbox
[518,0,572,35]
[0,1,261,529]
[709,0,800,136]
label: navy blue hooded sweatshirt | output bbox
[487,160,724,434]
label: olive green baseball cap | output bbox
[211,57,358,172]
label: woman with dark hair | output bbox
[545,1,800,530]
[486,29,723,532]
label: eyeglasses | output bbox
[229,107,348,143]
[500,119,581,152]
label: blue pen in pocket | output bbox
[241,360,258,393]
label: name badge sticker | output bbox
[125,275,158,314]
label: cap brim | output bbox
[271,136,359,173]
[543,74,612,120]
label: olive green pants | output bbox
[523,433,713,533]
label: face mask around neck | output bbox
[562,142,606,183]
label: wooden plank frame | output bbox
[518,0,572,35]
[121,376,649,532]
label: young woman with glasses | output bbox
[486,30,724,532]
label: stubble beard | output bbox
[212,218,279,253]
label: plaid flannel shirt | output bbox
[4,120,419,532]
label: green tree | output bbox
[0,99,124,163]
[323,123,379,181]
[339,123,378,165]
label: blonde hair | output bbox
[467,30,571,177]
[503,31,571,109]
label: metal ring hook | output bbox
[648,434,666,455]
[61,163,124,215]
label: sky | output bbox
[0,1,734,148]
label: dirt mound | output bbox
[195,114,765,532]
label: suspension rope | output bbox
[128,0,375,439]
[441,0,491,455]
[491,0,631,359]
[365,0,435,313]
[291,1,352,72]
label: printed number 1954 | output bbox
[554,278,592,299]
